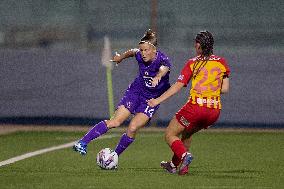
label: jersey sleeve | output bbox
[177,60,193,87]
[220,58,230,78]
[135,50,142,61]
[160,53,171,70]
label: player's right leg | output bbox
[73,105,131,155]
[160,161,177,174]
[178,152,193,175]
[105,105,131,129]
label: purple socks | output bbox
[114,133,135,156]
[81,121,108,144]
[81,121,134,156]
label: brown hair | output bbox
[139,29,157,47]
[195,31,214,57]
[191,31,215,79]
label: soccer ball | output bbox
[96,148,118,170]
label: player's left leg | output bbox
[114,113,149,156]
[164,117,194,175]
[165,119,187,158]
[168,131,192,167]
[161,133,192,174]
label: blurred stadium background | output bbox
[0,0,283,128]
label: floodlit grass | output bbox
[0,130,283,189]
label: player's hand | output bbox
[110,52,122,64]
[147,98,159,107]
[151,76,161,87]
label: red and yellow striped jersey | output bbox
[177,55,230,109]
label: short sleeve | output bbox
[220,58,230,77]
[135,50,142,62]
[177,60,193,87]
[160,53,171,70]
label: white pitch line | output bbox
[0,134,117,167]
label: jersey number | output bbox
[144,106,155,117]
[194,67,222,93]
[143,76,155,88]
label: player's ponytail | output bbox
[192,31,214,79]
[139,29,157,47]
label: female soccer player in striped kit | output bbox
[73,29,172,159]
[147,31,230,175]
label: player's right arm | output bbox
[147,81,184,107]
[147,60,193,107]
[110,49,139,64]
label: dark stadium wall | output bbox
[0,49,283,128]
[0,0,283,128]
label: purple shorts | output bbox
[117,89,160,118]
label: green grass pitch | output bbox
[0,130,283,189]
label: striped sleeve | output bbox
[177,60,193,87]
[219,58,230,77]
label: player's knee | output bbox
[127,124,138,136]
[106,119,122,128]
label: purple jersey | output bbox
[117,50,171,117]
[131,50,171,98]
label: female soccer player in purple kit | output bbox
[73,29,171,158]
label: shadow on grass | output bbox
[120,167,162,173]
[189,168,264,179]
[116,166,264,179]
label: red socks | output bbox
[170,139,187,164]
[171,154,180,167]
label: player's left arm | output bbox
[221,77,229,94]
[151,65,170,87]
[219,57,230,94]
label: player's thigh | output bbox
[106,105,131,128]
